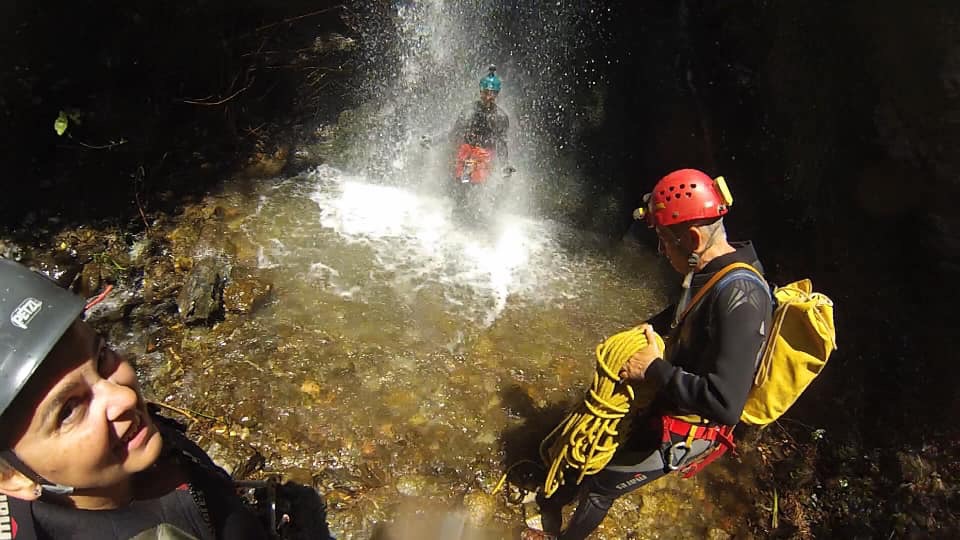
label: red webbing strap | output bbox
[679,425,736,478]
[662,416,722,442]
[660,416,737,478]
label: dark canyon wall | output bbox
[574,0,960,443]
[0,0,357,223]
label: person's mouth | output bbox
[117,412,149,451]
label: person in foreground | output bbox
[524,168,773,539]
[0,257,267,539]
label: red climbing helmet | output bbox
[633,168,734,228]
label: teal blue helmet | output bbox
[479,65,501,92]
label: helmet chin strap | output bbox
[671,223,723,328]
[1,448,75,496]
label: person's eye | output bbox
[58,397,86,426]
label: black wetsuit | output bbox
[544,241,773,540]
[13,413,267,540]
[455,101,509,160]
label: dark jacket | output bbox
[454,101,509,159]
[646,241,773,426]
[26,413,267,540]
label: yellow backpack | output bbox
[682,262,838,426]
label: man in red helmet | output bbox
[525,169,773,540]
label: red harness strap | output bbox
[660,416,736,478]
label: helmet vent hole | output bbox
[669,186,675,192]
[685,192,692,198]
[690,183,697,188]
[674,193,681,199]
[679,184,686,189]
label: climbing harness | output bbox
[536,327,665,498]
[659,415,736,478]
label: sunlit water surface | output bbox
[135,164,760,539]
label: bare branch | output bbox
[183,78,254,106]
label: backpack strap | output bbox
[713,267,769,301]
[675,262,766,326]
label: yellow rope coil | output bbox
[538,326,665,498]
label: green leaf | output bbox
[54,111,69,136]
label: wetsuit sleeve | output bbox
[646,275,771,426]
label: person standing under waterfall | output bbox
[523,169,773,540]
[454,65,511,171]
[445,65,514,214]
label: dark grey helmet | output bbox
[0,258,86,420]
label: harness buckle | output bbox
[666,441,691,470]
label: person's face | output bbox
[655,226,691,274]
[10,320,162,498]
[480,89,498,106]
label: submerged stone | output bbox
[224,271,273,314]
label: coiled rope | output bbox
[537,326,665,498]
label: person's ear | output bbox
[686,226,704,252]
[0,460,40,501]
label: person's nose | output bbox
[95,379,139,422]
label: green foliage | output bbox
[92,251,127,271]
[53,110,84,136]
[54,110,69,136]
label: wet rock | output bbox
[127,236,151,266]
[32,256,81,288]
[177,255,228,324]
[707,528,732,540]
[238,148,289,179]
[300,380,322,399]
[0,239,24,261]
[223,271,272,314]
[143,258,178,303]
[204,440,234,475]
[175,218,236,324]
[284,466,315,487]
[202,435,265,479]
[79,261,103,298]
[84,286,139,324]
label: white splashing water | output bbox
[305,164,579,326]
